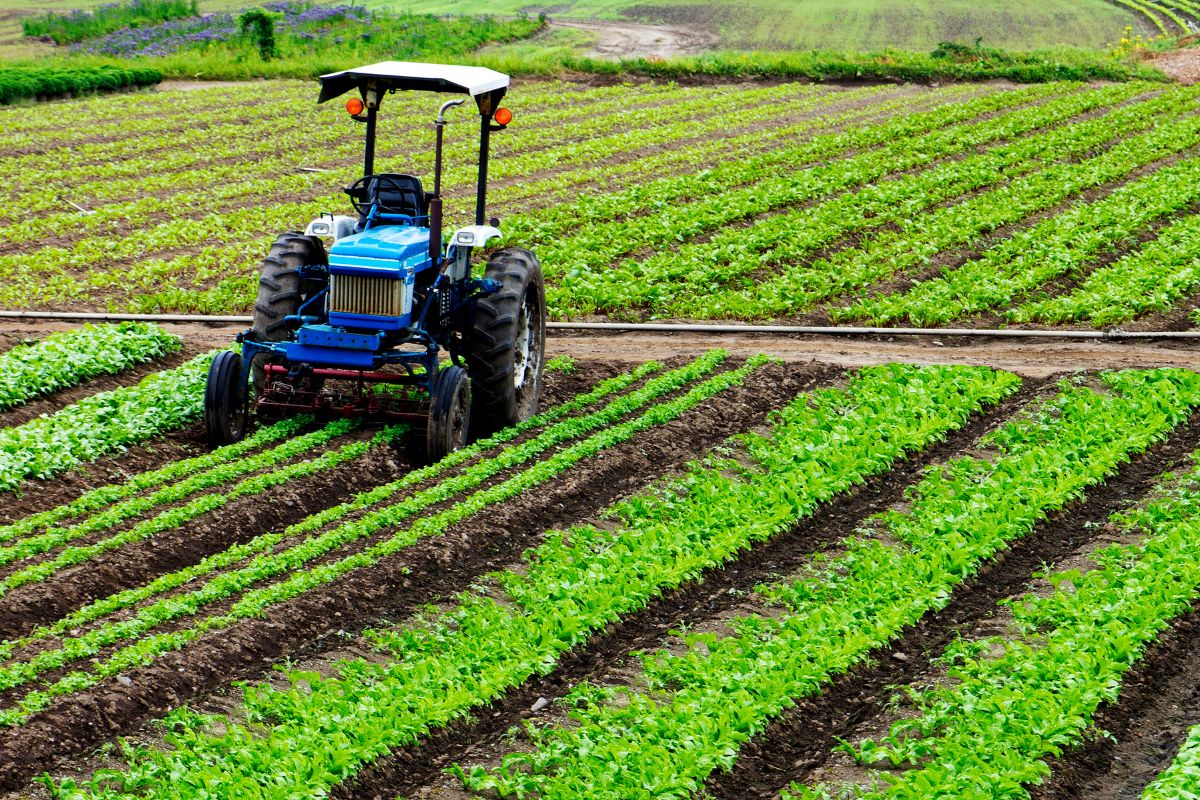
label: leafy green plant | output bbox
[461,369,1200,799]
[0,323,179,411]
[51,363,1016,799]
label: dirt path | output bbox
[2,322,1196,378]
[548,18,718,59]
[1149,44,1200,84]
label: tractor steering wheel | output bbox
[346,174,414,218]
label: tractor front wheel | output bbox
[204,351,248,447]
[466,247,546,439]
[425,365,471,464]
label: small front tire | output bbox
[425,365,471,464]
[204,351,249,447]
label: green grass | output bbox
[377,0,1134,51]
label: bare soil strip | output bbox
[0,360,816,793]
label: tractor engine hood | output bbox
[326,226,434,331]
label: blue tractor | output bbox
[204,62,546,463]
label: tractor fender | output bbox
[304,215,358,242]
[449,224,502,251]
[446,225,503,281]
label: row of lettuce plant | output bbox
[531,84,1073,294]
[0,85,1000,308]
[842,137,1200,324]
[0,351,215,491]
[0,323,179,412]
[8,85,899,255]
[49,363,1021,800]
[790,447,1200,798]
[0,362,664,665]
[3,82,845,249]
[565,82,1160,316]
[1011,209,1200,325]
[456,368,1200,799]
[0,84,1022,311]
[0,418,370,590]
[0,354,744,724]
[710,86,1200,320]
[1,78,647,190]
[75,87,929,316]
[9,82,880,257]
[0,417,305,545]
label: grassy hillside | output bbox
[385,0,1134,50]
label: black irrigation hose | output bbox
[0,311,1197,340]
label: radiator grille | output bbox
[328,274,405,317]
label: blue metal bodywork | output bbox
[241,221,443,379]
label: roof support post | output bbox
[475,112,490,226]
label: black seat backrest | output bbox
[367,173,426,221]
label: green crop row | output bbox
[802,450,1200,797]
[0,418,362,592]
[560,82,1156,316]
[462,369,1200,799]
[0,362,662,664]
[529,84,1064,274]
[716,87,1200,320]
[0,351,213,492]
[0,77,636,189]
[0,65,161,106]
[0,323,179,411]
[1142,724,1200,800]
[0,417,304,546]
[0,354,736,724]
[1012,210,1200,325]
[49,362,1018,800]
[843,129,1200,325]
[1,81,834,251]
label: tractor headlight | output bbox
[455,231,475,245]
[311,222,332,236]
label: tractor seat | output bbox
[352,173,429,224]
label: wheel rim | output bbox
[513,296,532,391]
[450,380,469,449]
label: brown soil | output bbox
[547,18,719,59]
[1150,44,1200,85]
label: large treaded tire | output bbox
[248,232,326,396]
[465,247,546,439]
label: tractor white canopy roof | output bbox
[318,61,510,104]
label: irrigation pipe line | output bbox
[0,310,1198,341]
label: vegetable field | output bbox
[0,324,1196,800]
[5,78,1200,330]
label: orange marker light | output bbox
[494,107,512,125]
[346,97,364,116]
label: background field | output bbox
[5,78,1200,331]
[0,0,1154,58]
[389,0,1136,50]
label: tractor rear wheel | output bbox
[425,365,471,464]
[466,247,546,438]
[248,232,327,397]
[204,351,248,447]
